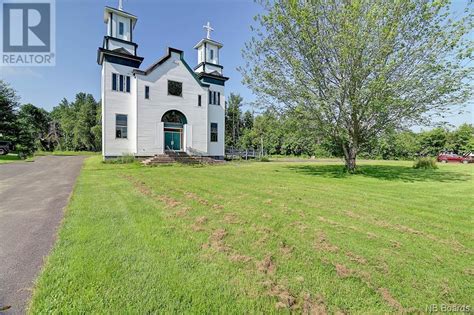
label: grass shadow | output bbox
[285,164,471,182]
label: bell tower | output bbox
[193,22,224,76]
[97,1,143,68]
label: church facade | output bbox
[97,5,228,159]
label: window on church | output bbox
[213,92,217,104]
[168,80,182,97]
[126,76,130,93]
[119,22,124,36]
[209,90,212,104]
[198,95,201,106]
[119,75,124,92]
[112,73,117,91]
[217,92,221,105]
[145,86,150,99]
[210,49,214,60]
[116,114,127,139]
[210,123,218,142]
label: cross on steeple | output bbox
[203,21,214,39]
[118,0,123,11]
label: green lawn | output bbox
[30,157,473,313]
[0,153,21,164]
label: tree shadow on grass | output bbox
[285,164,472,182]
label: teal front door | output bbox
[165,131,181,151]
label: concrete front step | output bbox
[142,153,224,166]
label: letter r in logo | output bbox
[3,3,50,52]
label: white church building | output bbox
[97,3,228,159]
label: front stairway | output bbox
[142,151,225,166]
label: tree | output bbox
[241,0,473,172]
[225,93,244,147]
[448,124,474,154]
[15,104,51,157]
[418,127,448,156]
[0,80,20,141]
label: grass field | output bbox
[29,157,473,313]
[0,153,21,164]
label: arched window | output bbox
[161,110,187,128]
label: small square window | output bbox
[168,80,182,97]
[210,123,218,142]
[145,86,150,99]
[119,22,124,36]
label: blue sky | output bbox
[1,0,472,128]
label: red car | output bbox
[437,152,473,164]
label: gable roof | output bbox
[133,47,210,88]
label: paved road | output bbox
[0,156,85,314]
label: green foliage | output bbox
[241,0,473,171]
[15,104,51,157]
[51,93,101,152]
[0,80,19,142]
[413,157,438,169]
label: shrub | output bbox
[103,154,136,164]
[413,157,438,169]
[258,156,270,162]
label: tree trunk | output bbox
[342,145,357,173]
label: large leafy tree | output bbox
[15,104,51,157]
[0,80,20,141]
[225,93,244,147]
[241,0,473,171]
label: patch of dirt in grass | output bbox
[464,268,474,276]
[390,240,402,248]
[290,221,308,233]
[344,210,362,219]
[378,287,404,312]
[184,191,209,206]
[335,264,352,278]
[375,260,390,274]
[264,199,273,205]
[318,216,339,226]
[212,204,224,212]
[264,281,296,310]
[230,254,252,263]
[158,196,181,208]
[121,175,182,207]
[262,213,272,219]
[254,226,276,246]
[223,213,240,224]
[366,232,378,239]
[192,216,208,231]
[346,251,367,265]
[302,292,328,315]
[175,206,191,217]
[314,232,339,253]
[257,254,276,275]
[279,241,294,255]
[202,228,230,252]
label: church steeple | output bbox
[193,22,224,76]
[97,3,143,67]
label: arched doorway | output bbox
[161,110,187,151]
